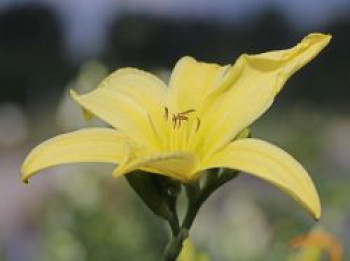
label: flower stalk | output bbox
[163,169,239,261]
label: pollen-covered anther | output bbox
[195,117,201,132]
[166,108,196,129]
[177,115,188,128]
[172,113,177,129]
[164,107,169,121]
[179,109,195,115]
[172,113,188,129]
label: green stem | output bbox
[166,179,181,236]
[182,171,239,229]
[163,170,239,261]
[167,201,180,235]
[163,229,189,261]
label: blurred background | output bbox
[0,0,349,260]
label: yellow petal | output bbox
[195,33,331,158]
[202,138,321,219]
[113,150,199,182]
[22,128,127,183]
[168,56,229,112]
[71,68,168,149]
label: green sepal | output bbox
[126,171,174,220]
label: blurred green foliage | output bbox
[0,5,349,108]
[36,175,168,261]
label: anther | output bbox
[164,107,169,121]
[195,117,201,132]
[177,115,188,127]
[177,115,189,121]
[179,109,195,115]
[167,108,197,130]
[172,114,177,129]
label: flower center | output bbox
[164,107,200,132]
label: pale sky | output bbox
[1,0,349,58]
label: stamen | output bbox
[178,115,187,127]
[164,107,169,121]
[177,115,189,121]
[172,114,177,129]
[179,109,195,115]
[165,108,198,132]
[172,114,189,128]
[195,117,201,132]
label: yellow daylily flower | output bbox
[22,33,331,220]
[177,239,210,261]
